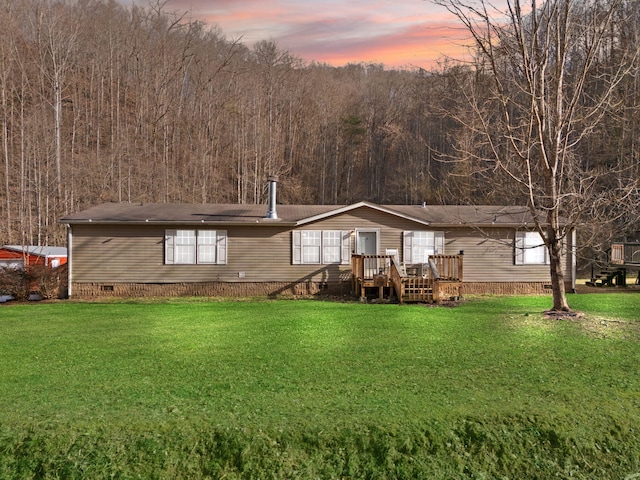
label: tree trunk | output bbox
[547,226,571,312]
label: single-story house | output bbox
[0,245,68,269]
[59,180,577,300]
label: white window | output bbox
[302,231,321,264]
[292,230,350,265]
[515,231,548,265]
[165,230,227,265]
[322,231,342,263]
[197,230,218,264]
[175,230,196,264]
[403,231,445,264]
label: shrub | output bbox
[27,264,67,299]
[0,264,67,300]
[0,266,29,300]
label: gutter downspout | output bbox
[66,225,72,298]
[571,228,577,293]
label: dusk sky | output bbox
[158,0,475,69]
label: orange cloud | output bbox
[164,0,475,69]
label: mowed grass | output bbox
[1,294,639,478]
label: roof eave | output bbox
[62,219,298,227]
[429,222,562,228]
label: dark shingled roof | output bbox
[60,201,543,227]
[389,205,538,226]
[60,203,340,225]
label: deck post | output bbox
[433,279,440,303]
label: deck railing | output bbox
[428,254,463,281]
[352,254,464,281]
[611,242,640,265]
[389,257,403,296]
[351,254,393,280]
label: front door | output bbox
[356,230,379,278]
[356,231,378,255]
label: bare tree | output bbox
[31,0,79,204]
[434,0,635,311]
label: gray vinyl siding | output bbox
[69,206,570,285]
[71,224,300,283]
[442,229,552,283]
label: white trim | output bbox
[295,202,431,227]
[355,228,380,255]
[67,226,72,298]
[571,228,577,292]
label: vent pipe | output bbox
[266,175,279,219]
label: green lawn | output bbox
[1,294,639,478]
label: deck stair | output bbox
[401,277,434,302]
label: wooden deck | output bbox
[351,254,463,303]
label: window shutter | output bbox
[341,231,351,265]
[403,231,413,263]
[515,232,525,265]
[292,231,302,264]
[165,230,176,264]
[216,230,227,265]
[434,231,445,255]
[321,230,328,264]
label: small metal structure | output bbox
[610,242,640,266]
[588,242,640,287]
[611,241,640,285]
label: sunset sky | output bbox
[158,0,475,69]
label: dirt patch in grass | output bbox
[542,310,640,340]
[570,315,640,341]
[505,309,640,341]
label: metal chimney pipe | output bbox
[266,175,279,219]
